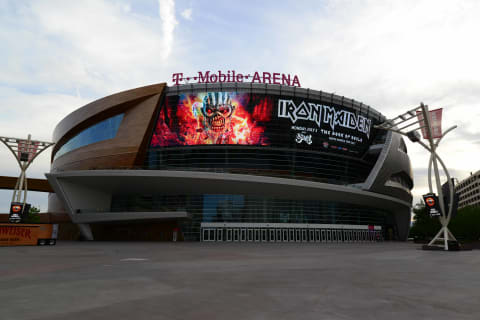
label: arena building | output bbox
[46,82,413,242]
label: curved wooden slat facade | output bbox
[51,83,166,172]
[49,83,166,214]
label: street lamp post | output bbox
[0,134,54,223]
[375,103,457,251]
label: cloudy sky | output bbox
[1,0,479,212]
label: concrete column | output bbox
[78,223,94,240]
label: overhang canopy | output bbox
[47,169,411,224]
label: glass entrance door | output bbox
[248,229,254,242]
[301,229,307,242]
[295,229,300,242]
[336,230,342,242]
[270,229,276,242]
[254,229,260,242]
[289,229,295,242]
[216,229,223,242]
[240,229,246,242]
[202,229,216,242]
[261,229,267,242]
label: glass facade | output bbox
[110,194,392,241]
[146,147,376,185]
[54,113,124,160]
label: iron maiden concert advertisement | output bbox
[150,92,375,156]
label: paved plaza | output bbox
[1,241,479,320]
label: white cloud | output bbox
[122,3,131,13]
[181,8,193,20]
[0,0,187,98]
[0,87,90,140]
[158,0,178,59]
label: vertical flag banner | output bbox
[416,108,443,139]
[17,140,40,162]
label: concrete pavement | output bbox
[1,241,479,320]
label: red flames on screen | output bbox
[150,93,272,147]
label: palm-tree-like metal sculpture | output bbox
[375,103,457,250]
[0,134,54,222]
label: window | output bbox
[145,147,375,185]
[54,113,124,160]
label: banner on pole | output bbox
[9,202,24,223]
[423,193,442,217]
[17,140,40,162]
[416,108,443,139]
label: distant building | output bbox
[455,171,480,209]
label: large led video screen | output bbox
[150,91,375,156]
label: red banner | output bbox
[416,108,443,139]
[17,140,39,162]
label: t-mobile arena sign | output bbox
[172,70,301,87]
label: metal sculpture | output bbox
[375,103,457,250]
[0,134,54,222]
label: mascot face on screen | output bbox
[198,92,236,143]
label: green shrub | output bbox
[449,206,480,241]
[410,202,480,242]
[23,206,41,224]
[409,202,441,239]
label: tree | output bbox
[409,201,441,239]
[29,206,40,214]
[23,205,41,223]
